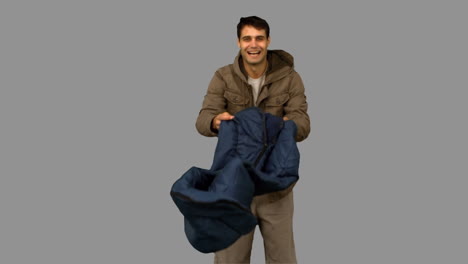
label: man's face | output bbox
[237,25,270,66]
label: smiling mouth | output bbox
[247,51,261,55]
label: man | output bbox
[195,16,310,264]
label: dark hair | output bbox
[237,16,270,39]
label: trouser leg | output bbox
[214,196,258,264]
[213,228,255,264]
[213,189,297,264]
[257,190,297,264]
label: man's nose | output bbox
[250,39,258,47]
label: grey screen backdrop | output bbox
[1,0,467,263]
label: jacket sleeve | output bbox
[284,72,310,142]
[195,71,227,137]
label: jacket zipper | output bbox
[253,114,268,167]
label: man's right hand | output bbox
[211,112,235,131]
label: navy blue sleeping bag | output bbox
[170,107,300,253]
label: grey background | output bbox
[1,0,467,263]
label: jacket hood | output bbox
[233,49,295,84]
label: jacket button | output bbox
[276,99,280,104]
[234,97,238,102]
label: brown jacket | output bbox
[196,50,310,142]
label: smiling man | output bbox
[196,16,310,264]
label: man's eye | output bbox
[243,37,251,41]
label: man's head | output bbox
[237,16,271,67]
[237,16,270,39]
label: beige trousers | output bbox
[214,189,297,264]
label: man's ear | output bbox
[237,39,241,48]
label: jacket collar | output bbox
[233,50,295,85]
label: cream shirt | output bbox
[248,74,265,106]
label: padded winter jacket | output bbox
[195,49,310,142]
[171,107,300,253]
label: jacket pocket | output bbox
[265,93,289,106]
[224,91,248,114]
[264,93,289,116]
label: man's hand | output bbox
[212,112,235,131]
[283,116,289,121]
